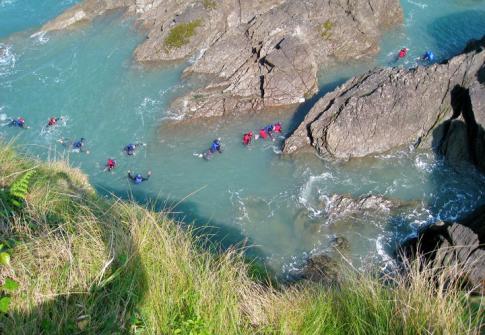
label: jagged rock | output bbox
[299,235,350,284]
[324,194,399,221]
[300,253,340,284]
[284,36,485,172]
[42,0,402,120]
[398,205,485,293]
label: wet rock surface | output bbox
[284,36,485,173]
[42,0,402,120]
[398,205,485,293]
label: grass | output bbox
[202,0,217,10]
[320,20,333,40]
[0,143,483,334]
[164,20,202,50]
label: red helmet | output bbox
[18,117,25,123]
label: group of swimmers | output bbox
[5,115,152,184]
[242,122,282,146]
[5,115,284,184]
[397,48,435,62]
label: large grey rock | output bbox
[284,37,485,172]
[398,205,485,293]
[41,0,402,120]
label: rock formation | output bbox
[398,205,485,293]
[284,36,485,172]
[41,0,402,120]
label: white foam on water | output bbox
[30,31,50,45]
[407,0,428,9]
[0,44,16,76]
[298,172,334,208]
[0,0,16,8]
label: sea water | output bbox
[1,0,484,275]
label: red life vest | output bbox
[48,118,57,126]
[273,123,282,133]
[107,159,116,168]
[398,48,407,58]
[259,129,268,139]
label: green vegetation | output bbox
[0,144,483,334]
[320,20,334,40]
[202,0,217,10]
[164,20,202,50]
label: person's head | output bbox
[18,117,25,124]
[249,131,253,136]
[135,174,143,184]
[128,144,135,151]
[80,138,85,143]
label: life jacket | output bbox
[107,159,116,168]
[48,118,57,126]
[259,129,268,139]
[73,141,82,149]
[17,118,25,126]
[398,48,407,58]
[243,134,251,144]
[134,175,143,184]
[274,123,282,133]
[264,125,273,133]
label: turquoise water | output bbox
[1,0,485,274]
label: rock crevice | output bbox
[41,0,403,120]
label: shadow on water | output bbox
[427,10,485,60]
[287,77,349,134]
[95,183,267,261]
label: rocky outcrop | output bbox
[299,236,350,285]
[398,205,485,293]
[284,37,485,171]
[42,0,402,120]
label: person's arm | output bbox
[128,171,135,180]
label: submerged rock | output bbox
[299,236,350,285]
[398,205,485,294]
[324,194,399,220]
[284,36,485,173]
[41,0,402,120]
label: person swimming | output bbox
[47,117,62,127]
[123,143,146,156]
[106,158,117,172]
[243,131,253,145]
[203,138,223,160]
[58,137,90,154]
[210,138,222,154]
[422,50,435,62]
[398,48,408,59]
[273,122,282,133]
[9,117,28,129]
[128,170,151,184]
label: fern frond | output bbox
[8,170,35,208]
